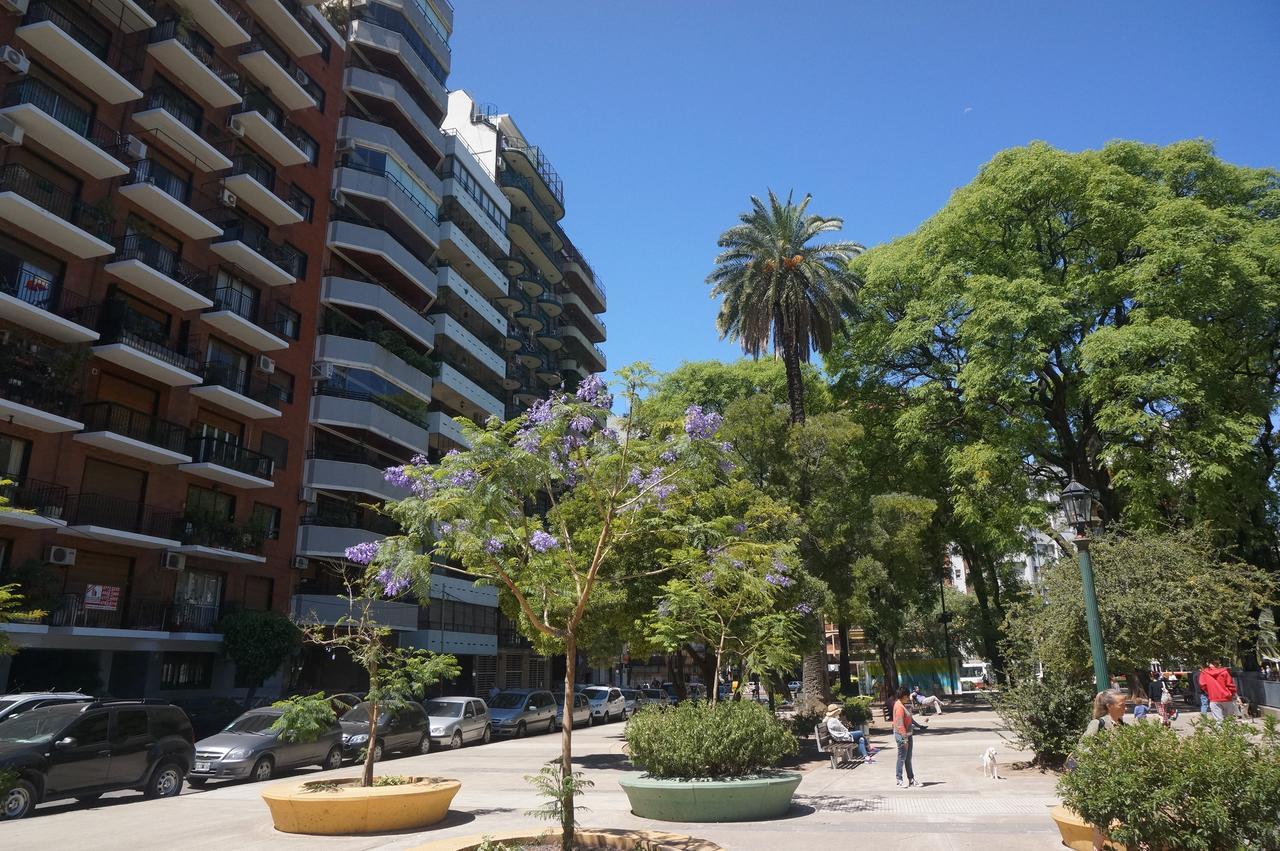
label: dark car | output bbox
[0,699,195,820]
[339,701,430,762]
[189,708,342,785]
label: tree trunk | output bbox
[837,620,853,695]
[876,639,898,716]
[960,545,1008,683]
[780,339,807,425]
[560,636,577,851]
[799,618,830,710]
[243,682,258,711]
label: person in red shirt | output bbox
[892,686,920,787]
[1199,659,1239,720]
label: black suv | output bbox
[0,699,195,819]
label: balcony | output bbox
[534,288,563,319]
[0,81,129,181]
[239,38,319,113]
[148,20,242,108]
[169,0,250,48]
[321,275,434,349]
[341,67,445,165]
[229,93,309,166]
[132,89,233,172]
[0,255,98,343]
[316,334,434,403]
[174,511,267,562]
[93,299,204,386]
[499,136,564,218]
[304,451,410,503]
[561,291,606,343]
[434,363,503,420]
[35,587,221,634]
[512,295,544,334]
[0,339,83,432]
[61,492,182,549]
[425,409,467,450]
[327,219,437,298]
[562,325,607,372]
[535,321,561,352]
[203,286,289,351]
[223,153,302,226]
[211,217,301,287]
[507,212,563,285]
[348,16,446,120]
[291,593,417,630]
[436,266,507,336]
[180,434,275,489]
[74,401,192,465]
[333,163,440,255]
[428,313,505,378]
[16,0,143,104]
[190,360,286,419]
[0,164,113,258]
[0,476,67,530]
[104,234,214,312]
[119,159,222,241]
[560,245,606,313]
[311,383,431,454]
[437,219,505,296]
[243,0,322,59]
[498,167,559,244]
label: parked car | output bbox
[339,701,430,762]
[487,689,556,737]
[618,689,641,717]
[0,693,93,723]
[189,708,342,785]
[170,696,267,741]
[554,692,592,729]
[787,680,801,695]
[0,699,194,819]
[640,688,672,708]
[423,697,490,749]
[580,686,626,723]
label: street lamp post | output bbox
[1060,481,1109,692]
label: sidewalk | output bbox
[1,705,1065,850]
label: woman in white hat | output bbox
[825,703,874,762]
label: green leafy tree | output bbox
[637,358,830,427]
[991,674,1094,768]
[707,190,862,425]
[0,584,42,658]
[270,693,336,743]
[218,609,302,709]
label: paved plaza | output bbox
[4,704,1066,849]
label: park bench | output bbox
[814,723,863,769]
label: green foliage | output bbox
[372,775,413,787]
[1003,527,1273,680]
[991,674,1094,768]
[625,700,797,779]
[636,359,831,426]
[1058,718,1280,850]
[524,762,593,838]
[839,695,873,727]
[217,609,302,693]
[270,693,336,744]
[0,583,42,657]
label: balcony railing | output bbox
[0,474,67,519]
[300,502,399,535]
[112,233,212,297]
[313,381,430,430]
[0,164,114,243]
[352,2,447,87]
[209,284,261,324]
[141,85,203,134]
[150,19,240,88]
[0,337,83,418]
[499,136,563,207]
[230,150,276,190]
[498,167,559,230]
[80,400,188,454]
[240,36,324,107]
[179,510,267,553]
[23,0,110,59]
[237,89,314,157]
[43,587,221,633]
[215,217,306,278]
[96,298,203,375]
[124,158,197,207]
[186,434,275,479]
[201,360,291,406]
[339,158,439,226]
[307,442,403,471]
[0,250,98,328]
[63,492,182,538]
[508,212,560,268]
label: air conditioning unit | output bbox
[299,486,317,504]
[226,116,245,137]
[44,545,76,566]
[310,361,335,380]
[123,135,146,161]
[329,187,345,208]
[334,137,354,154]
[291,556,309,570]
[0,45,29,75]
[0,113,22,146]
[0,0,30,15]
[255,354,275,374]
[160,551,186,571]
[219,188,237,208]
[293,67,310,87]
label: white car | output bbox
[787,680,801,695]
[579,686,626,722]
[424,696,491,749]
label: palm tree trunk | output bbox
[780,341,807,425]
[798,618,830,711]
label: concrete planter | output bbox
[261,776,461,835]
[411,828,724,851]
[1051,805,1128,851]
[617,771,801,822]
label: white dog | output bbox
[981,747,1001,779]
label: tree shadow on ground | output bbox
[571,753,634,771]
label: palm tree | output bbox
[707,190,863,424]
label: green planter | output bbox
[618,771,802,822]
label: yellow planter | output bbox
[261,776,461,835]
[411,828,723,851]
[1050,805,1128,851]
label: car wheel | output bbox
[145,762,184,799]
[450,731,463,750]
[188,777,208,788]
[250,756,274,784]
[481,725,492,744]
[550,716,559,733]
[2,779,37,819]
[516,721,527,738]
[417,734,430,755]
[586,713,594,727]
[323,746,342,771]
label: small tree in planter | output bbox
[372,366,762,850]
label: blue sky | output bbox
[449,2,1280,377]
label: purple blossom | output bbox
[562,434,585,452]
[569,414,594,434]
[793,603,814,616]
[530,530,559,553]
[575,374,612,408]
[526,398,555,426]
[345,541,380,565]
[376,567,409,597]
[700,571,714,584]
[383,466,412,489]
[734,523,747,534]
[719,441,734,454]
[627,468,644,486]
[410,454,428,465]
[564,473,578,487]
[684,405,723,441]
[484,537,504,555]
[445,449,461,458]
[439,522,453,535]
[599,428,619,443]
[449,468,479,489]
[659,448,678,463]
[517,431,541,453]
[732,559,745,569]
[654,484,676,502]
[766,572,794,588]
[411,477,436,498]
[772,559,789,574]
[719,458,736,473]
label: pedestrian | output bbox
[1199,658,1239,720]
[824,703,875,763]
[1082,689,1133,737]
[892,686,920,788]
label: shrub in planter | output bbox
[626,700,796,778]
[1058,719,1280,850]
[992,674,1093,768]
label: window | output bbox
[160,652,214,690]
[251,504,281,540]
[67,711,109,745]
[287,185,313,223]
[0,434,31,478]
[186,485,234,519]
[115,709,148,739]
[214,269,261,322]
[270,369,295,405]
[272,304,300,340]
[259,432,288,470]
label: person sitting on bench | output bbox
[911,686,944,716]
[825,704,874,762]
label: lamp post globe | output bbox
[1060,480,1093,533]
[1060,480,1109,692]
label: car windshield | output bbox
[621,691,638,699]
[222,713,278,734]
[582,688,609,700]
[553,694,566,705]
[644,690,664,698]
[424,701,463,718]
[488,693,525,709]
[0,708,76,743]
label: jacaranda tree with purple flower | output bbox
[370,365,775,848]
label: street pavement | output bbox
[3,704,1065,849]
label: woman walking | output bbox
[892,686,919,787]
